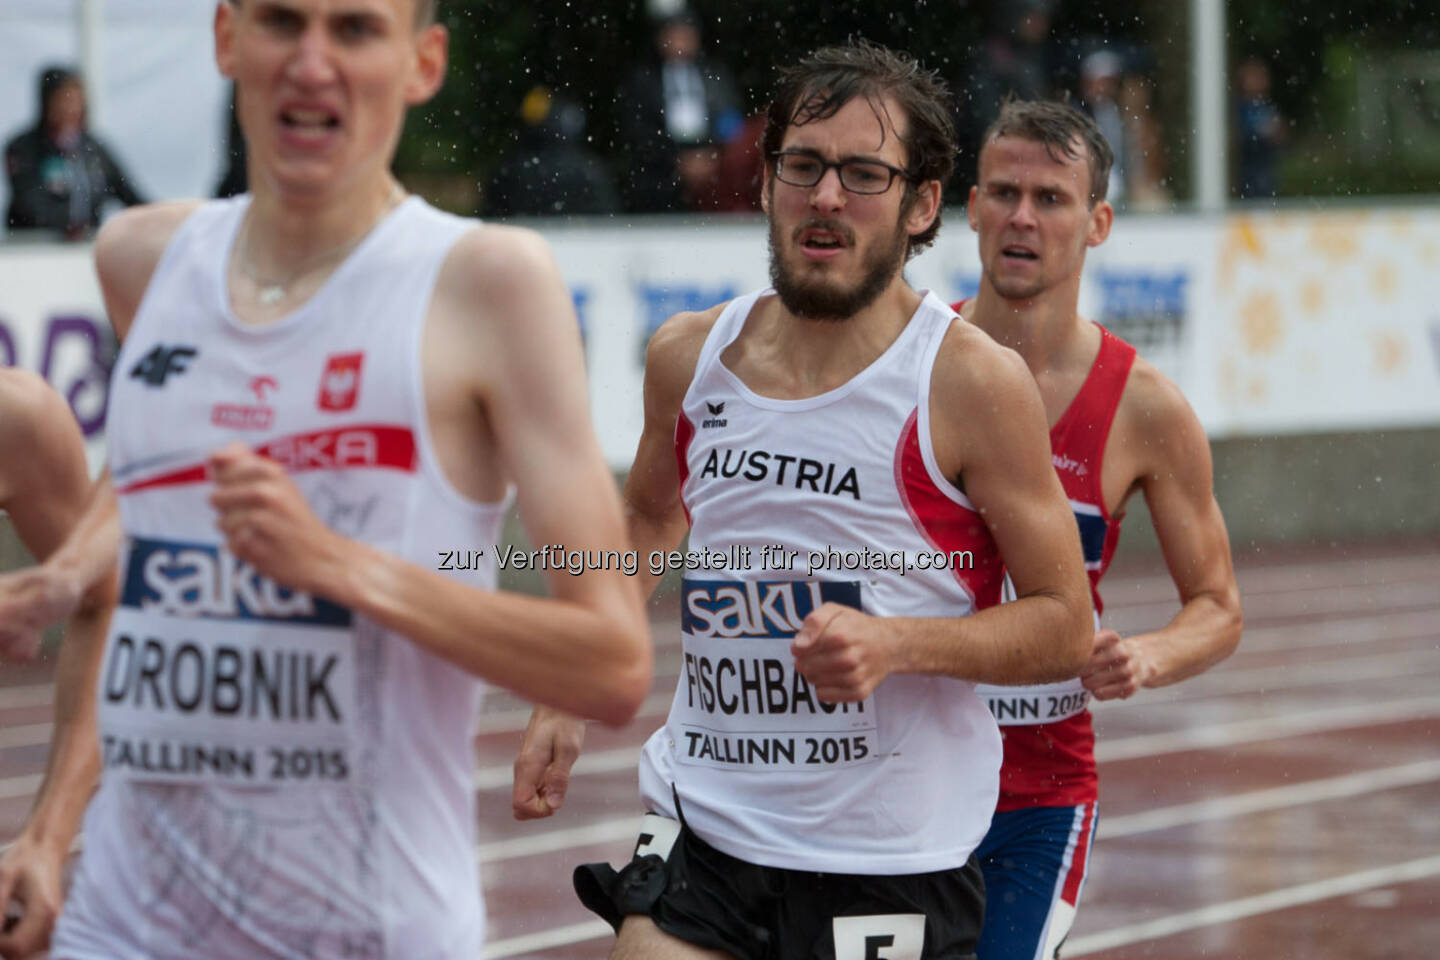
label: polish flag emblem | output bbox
[318,352,364,412]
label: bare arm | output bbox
[511,309,712,820]
[622,309,715,600]
[0,374,114,960]
[793,326,1093,699]
[211,228,650,727]
[1082,366,1242,699]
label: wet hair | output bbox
[227,0,437,29]
[762,39,957,257]
[979,99,1114,206]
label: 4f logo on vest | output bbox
[702,401,728,429]
[318,352,364,412]
[129,344,198,387]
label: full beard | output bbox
[768,217,909,321]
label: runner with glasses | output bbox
[513,41,1093,960]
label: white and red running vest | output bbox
[637,288,1006,875]
[55,196,508,960]
[955,300,1136,811]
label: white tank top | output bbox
[637,289,1006,875]
[55,196,508,960]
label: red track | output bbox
[3,541,1437,958]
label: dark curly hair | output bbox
[763,40,957,258]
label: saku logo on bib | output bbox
[121,536,351,626]
[681,578,861,638]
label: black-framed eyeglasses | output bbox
[771,150,914,195]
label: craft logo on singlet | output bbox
[318,352,364,412]
[211,375,278,431]
[701,400,728,428]
[1053,453,1089,476]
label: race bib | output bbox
[96,537,359,786]
[675,578,877,772]
[974,678,1090,726]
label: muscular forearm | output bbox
[1135,590,1243,689]
[891,592,1091,686]
[19,601,108,857]
[624,508,688,604]
[45,473,120,599]
[331,542,651,726]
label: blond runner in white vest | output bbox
[0,2,649,957]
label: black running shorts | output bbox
[575,812,984,960]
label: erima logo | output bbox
[702,400,727,429]
[121,537,350,626]
[681,579,861,638]
[129,344,198,387]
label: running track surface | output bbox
[2,540,1436,958]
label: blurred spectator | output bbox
[708,111,767,213]
[1235,57,1287,199]
[618,12,743,212]
[487,86,619,217]
[1118,73,1171,211]
[4,66,144,239]
[959,1,1060,191]
[1079,50,1128,206]
[971,0,1058,125]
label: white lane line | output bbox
[0,722,53,750]
[5,632,1433,758]
[1100,648,1440,710]
[477,817,637,864]
[471,763,1440,956]
[5,689,1437,805]
[473,758,1440,870]
[467,695,1440,791]
[1098,758,1440,839]
[482,919,612,959]
[0,683,55,711]
[472,692,674,737]
[1095,694,1440,763]
[474,746,641,791]
[475,607,1440,719]
[1065,855,1440,956]
[0,773,42,801]
[1226,608,1439,654]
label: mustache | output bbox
[793,219,855,245]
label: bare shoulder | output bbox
[0,367,73,441]
[931,317,1035,406]
[0,368,84,500]
[1117,355,1210,470]
[438,224,562,308]
[644,302,727,405]
[1119,355,1202,438]
[94,201,202,337]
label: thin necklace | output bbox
[237,185,406,307]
